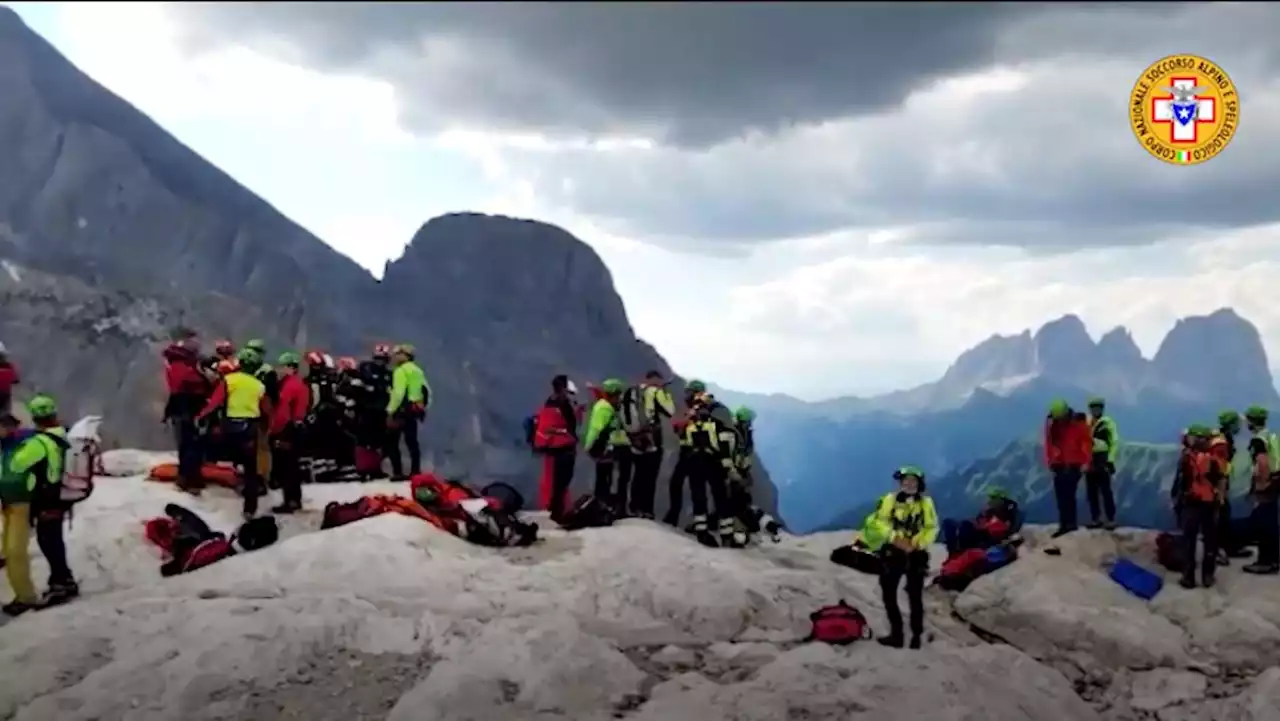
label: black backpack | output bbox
[558,494,616,531]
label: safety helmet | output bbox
[214,339,235,357]
[893,465,926,483]
[372,343,392,359]
[277,351,301,367]
[1087,396,1105,408]
[1245,405,1269,424]
[1186,424,1213,439]
[986,486,1010,500]
[600,378,625,395]
[687,379,707,393]
[393,343,416,358]
[235,347,261,370]
[1218,409,1241,428]
[245,339,267,353]
[733,406,756,423]
[26,394,57,419]
[565,379,578,395]
[337,356,358,372]
[216,359,239,375]
[305,350,327,367]
[413,485,438,506]
[1048,399,1069,419]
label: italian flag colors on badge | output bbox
[1176,150,1192,163]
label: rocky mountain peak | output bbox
[1095,326,1143,364]
[937,330,1036,391]
[1152,307,1278,408]
[1032,314,1096,377]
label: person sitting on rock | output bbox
[1170,425,1228,588]
[863,465,937,650]
[941,487,1020,555]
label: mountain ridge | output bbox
[0,9,781,520]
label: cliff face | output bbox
[0,8,780,520]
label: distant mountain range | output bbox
[820,437,1255,534]
[716,308,1279,532]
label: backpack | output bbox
[805,600,873,644]
[321,498,382,529]
[937,548,990,592]
[1109,557,1164,600]
[558,494,615,531]
[480,482,526,514]
[236,516,279,551]
[181,535,237,574]
[983,544,1017,571]
[1155,532,1186,573]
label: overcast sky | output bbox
[7,2,1280,399]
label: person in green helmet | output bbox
[1242,406,1279,574]
[584,378,625,509]
[1085,396,1119,530]
[862,466,937,649]
[720,405,781,544]
[618,370,675,519]
[198,349,272,518]
[243,341,278,490]
[1213,410,1250,561]
[1170,424,1228,588]
[663,379,718,527]
[1,412,41,615]
[386,344,430,478]
[6,395,78,610]
[1043,398,1092,538]
[941,486,1020,555]
[681,391,737,547]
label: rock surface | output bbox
[0,9,779,519]
[2,473,1279,720]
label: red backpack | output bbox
[806,600,873,644]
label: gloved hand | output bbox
[194,416,210,435]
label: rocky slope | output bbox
[0,9,777,518]
[1,460,1278,721]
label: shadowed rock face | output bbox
[0,8,779,520]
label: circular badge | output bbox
[1129,54,1239,166]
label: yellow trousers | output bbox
[2,503,38,604]
[256,424,272,483]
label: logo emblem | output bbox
[1129,54,1239,166]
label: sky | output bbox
[6,2,1280,400]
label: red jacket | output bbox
[1044,412,1092,467]
[270,373,310,435]
[163,345,207,396]
[533,396,578,451]
[0,361,18,395]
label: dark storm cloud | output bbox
[165,2,1280,253]
[169,2,1060,148]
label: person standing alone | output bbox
[1085,396,1119,529]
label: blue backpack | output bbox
[1109,558,1164,600]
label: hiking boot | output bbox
[908,635,922,650]
[2,600,39,616]
[41,581,79,607]
[1202,575,1217,589]
[877,634,904,649]
[176,479,204,496]
[1242,562,1280,575]
[1085,521,1103,530]
[1050,526,1077,539]
[271,501,301,514]
[1216,550,1230,566]
[1102,520,1118,531]
[695,530,720,548]
[1179,576,1197,590]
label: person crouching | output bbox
[863,466,937,649]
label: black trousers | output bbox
[1052,466,1082,532]
[879,547,928,639]
[1086,461,1116,523]
[1252,496,1279,565]
[630,451,662,516]
[545,450,576,519]
[612,451,634,512]
[688,453,729,520]
[273,434,304,506]
[172,416,204,488]
[223,420,261,516]
[385,412,421,477]
[1179,500,1220,581]
[32,481,74,586]
[727,481,759,532]
[663,448,691,524]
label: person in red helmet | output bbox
[214,340,236,359]
[303,351,344,481]
[162,338,211,494]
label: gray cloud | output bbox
[166,2,1280,253]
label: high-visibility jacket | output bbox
[861,492,938,552]
[1089,414,1119,463]
[198,371,269,421]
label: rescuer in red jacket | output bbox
[269,352,311,514]
[1044,398,1093,537]
[162,339,211,494]
[532,375,581,520]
